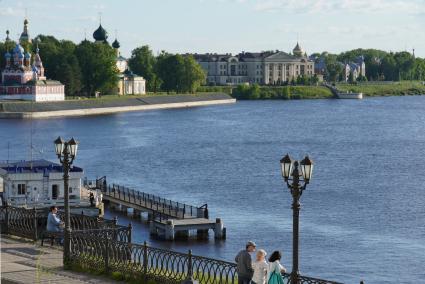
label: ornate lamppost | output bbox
[280,154,314,284]
[54,137,79,266]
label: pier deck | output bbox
[87,178,225,241]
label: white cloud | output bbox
[253,0,425,15]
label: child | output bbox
[251,249,268,284]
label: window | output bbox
[52,184,59,200]
[69,187,73,194]
[17,184,26,195]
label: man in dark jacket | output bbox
[235,241,256,284]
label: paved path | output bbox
[0,235,117,284]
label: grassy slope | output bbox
[336,81,425,97]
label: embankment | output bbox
[0,93,236,119]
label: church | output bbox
[0,19,65,101]
[92,22,146,95]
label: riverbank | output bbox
[0,93,235,119]
[198,81,425,100]
[336,81,425,97]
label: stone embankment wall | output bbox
[0,93,236,119]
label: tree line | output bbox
[0,36,206,97]
[312,48,425,82]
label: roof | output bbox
[93,24,108,42]
[112,39,120,49]
[0,159,83,175]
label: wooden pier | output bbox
[87,177,226,241]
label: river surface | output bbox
[1,97,425,283]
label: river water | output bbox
[1,97,424,283]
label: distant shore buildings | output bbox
[342,56,366,82]
[0,19,65,102]
[192,42,315,85]
[92,22,146,95]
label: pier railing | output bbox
[101,182,208,220]
[69,229,343,284]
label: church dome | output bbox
[93,24,108,42]
[25,52,31,58]
[112,39,120,49]
[13,43,25,54]
[5,52,11,58]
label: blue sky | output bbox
[1,0,424,57]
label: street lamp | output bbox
[54,136,79,266]
[280,154,314,284]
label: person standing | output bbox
[252,249,268,284]
[235,241,256,284]
[267,251,286,284]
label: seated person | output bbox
[47,206,63,232]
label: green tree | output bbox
[75,40,118,96]
[181,55,206,93]
[128,45,160,92]
[32,36,82,96]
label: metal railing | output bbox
[101,182,208,220]
[69,230,343,284]
[0,205,128,240]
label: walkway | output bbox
[0,235,117,284]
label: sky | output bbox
[0,0,424,58]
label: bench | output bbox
[41,231,63,246]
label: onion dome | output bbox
[93,24,108,42]
[32,65,38,72]
[5,30,10,41]
[13,43,25,54]
[25,52,31,58]
[5,51,11,58]
[18,52,24,59]
[112,38,120,49]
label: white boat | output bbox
[337,92,363,99]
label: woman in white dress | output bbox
[251,249,268,284]
[267,251,286,284]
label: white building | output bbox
[342,56,366,82]
[92,22,146,95]
[192,42,315,85]
[0,160,83,208]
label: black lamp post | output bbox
[54,136,79,266]
[280,154,314,284]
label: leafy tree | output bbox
[33,35,82,96]
[181,55,206,93]
[75,40,118,96]
[128,45,159,92]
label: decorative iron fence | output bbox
[69,230,343,284]
[0,205,127,240]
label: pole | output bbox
[290,162,301,284]
[63,143,71,267]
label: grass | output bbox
[336,81,425,97]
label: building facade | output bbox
[192,43,315,85]
[0,20,65,102]
[0,160,83,208]
[92,23,146,95]
[342,56,366,82]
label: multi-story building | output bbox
[341,56,366,82]
[192,43,315,85]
